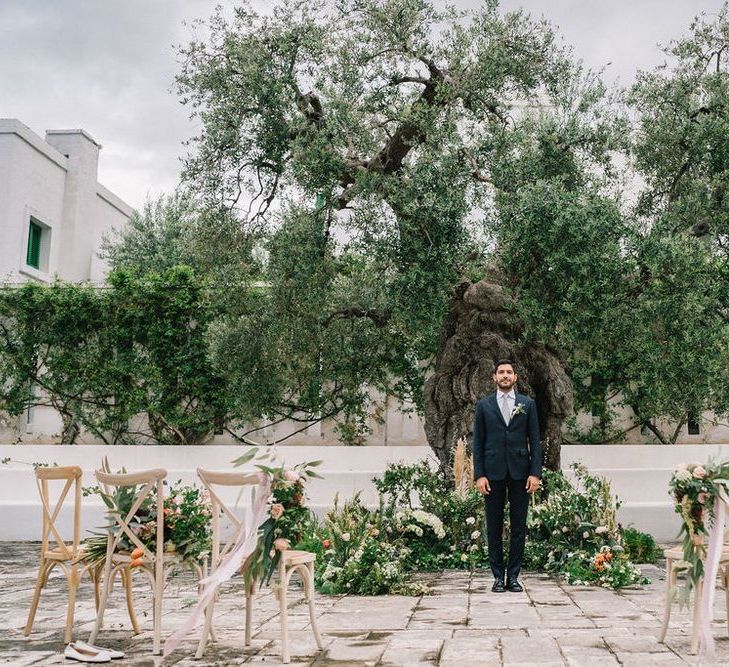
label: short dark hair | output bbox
[493,359,515,373]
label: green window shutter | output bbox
[26,221,42,269]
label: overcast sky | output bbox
[0,1,724,210]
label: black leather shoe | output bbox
[491,578,505,593]
[506,579,523,592]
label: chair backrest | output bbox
[196,468,263,569]
[35,465,83,560]
[95,468,167,563]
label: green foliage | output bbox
[620,526,662,565]
[0,267,232,445]
[174,0,583,435]
[524,463,647,588]
[314,494,424,595]
[310,459,649,594]
[526,464,621,570]
[562,546,648,589]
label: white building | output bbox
[0,119,133,284]
[0,119,133,441]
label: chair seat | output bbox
[664,544,729,562]
[44,548,83,561]
[281,550,316,567]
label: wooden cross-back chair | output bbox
[89,467,207,656]
[659,538,729,652]
[195,468,323,663]
[24,465,138,643]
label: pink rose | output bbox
[274,538,290,551]
[698,492,709,504]
[271,503,285,520]
[283,469,300,482]
[693,466,707,479]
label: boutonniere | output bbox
[511,403,526,418]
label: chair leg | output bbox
[90,560,115,645]
[152,567,165,656]
[303,563,323,650]
[691,577,704,654]
[121,566,141,634]
[64,565,80,644]
[659,559,674,643]
[24,559,48,637]
[195,585,216,659]
[202,559,217,643]
[724,566,729,638]
[245,578,255,647]
[279,575,290,664]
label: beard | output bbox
[497,378,515,390]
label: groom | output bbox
[472,359,542,593]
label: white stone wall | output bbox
[1,443,721,542]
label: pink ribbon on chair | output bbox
[697,488,729,660]
[156,472,271,664]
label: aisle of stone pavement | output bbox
[2,542,728,666]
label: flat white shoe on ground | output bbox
[64,643,111,663]
[74,641,125,660]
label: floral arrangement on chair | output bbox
[83,460,212,567]
[232,447,323,587]
[668,460,726,601]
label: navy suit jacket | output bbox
[472,392,542,481]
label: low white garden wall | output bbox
[1,443,726,542]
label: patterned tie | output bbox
[500,394,511,425]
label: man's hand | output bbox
[525,475,540,494]
[476,476,491,495]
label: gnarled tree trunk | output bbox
[423,279,573,473]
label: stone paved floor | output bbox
[2,543,729,666]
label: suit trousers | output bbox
[484,474,529,581]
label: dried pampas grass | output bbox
[452,437,473,498]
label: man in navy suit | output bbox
[472,359,542,593]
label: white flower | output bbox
[466,517,476,525]
[460,553,469,562]
[674,463,688,473]
[562,526,569,533]
[322,564,341,581]
[469,544,478,552]
[511,403,526,417]
[411,510,446,539]
[341,532,351,542]
[674,469,692,482]
[382,562,399,578]
[595,526,608,535]
[471,530,481,540]
[583,531,590,539]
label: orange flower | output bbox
[130,547,144,560]
[130,557,144,568]
[322,539,331,548]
